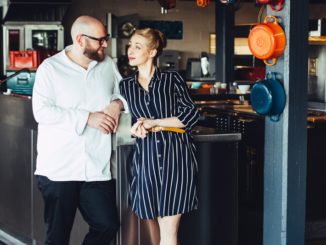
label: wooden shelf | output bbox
[309,36,326,45]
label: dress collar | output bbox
[133,66,161,84]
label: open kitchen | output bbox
[0,0,326,245]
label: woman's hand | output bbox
[130,120,148,139]
[138,118,157,130]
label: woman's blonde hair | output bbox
[134,28,167,59]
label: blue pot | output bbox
[250,72,286,122]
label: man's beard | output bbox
[83,46,105,62]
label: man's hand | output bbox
[104,100,123,133]
[87,111,116,134]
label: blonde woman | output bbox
[119,28,199,245]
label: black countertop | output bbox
[191,93,250,101]
[192,126,241,142]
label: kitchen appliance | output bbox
[248,16,286,66]
[2,23,64,74]
[186,54,216,81]
[186,58,202,80]
[157,50,180,71]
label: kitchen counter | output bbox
[197,100,326,125]
[191,92,250,101]
[192,126,241,142]
[0,94,241,245]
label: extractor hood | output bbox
[1,0,71,23]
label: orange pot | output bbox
[248,15,286,66]
[197,0,210,7]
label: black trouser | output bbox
[36,175,119,245]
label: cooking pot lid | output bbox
[250,82,273,115]
[248,25,276,59]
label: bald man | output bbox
[32,16,127,245]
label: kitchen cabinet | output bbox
[198,103,326,243]
[0,94,90,245]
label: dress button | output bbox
[157,140,160,143]
[158,154,161,158]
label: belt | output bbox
[148,126,186,133]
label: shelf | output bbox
[309,36,326,45]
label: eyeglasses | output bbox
[81,34,110,46]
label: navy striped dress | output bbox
[119,68,199,219]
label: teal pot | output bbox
[250,72,286,122]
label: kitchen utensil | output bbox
[197,0,211,7]
[248,15,286,66]
[238,85,250,94]
[256,0,284,11]
[250,72,286,122]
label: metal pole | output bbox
[215,2,234,84]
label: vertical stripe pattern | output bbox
[119,68,199,219]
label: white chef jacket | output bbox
[32,46,128,181]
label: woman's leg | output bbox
[141,219,160,245]
[157,214,182,245]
